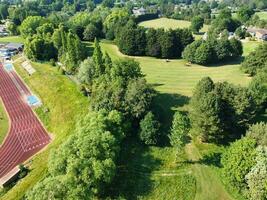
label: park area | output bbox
[0,34,262,200]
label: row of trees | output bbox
[117,20,194,58]
[183,37,243,65]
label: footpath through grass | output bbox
[0,57,88,200]
[0,100,8,144]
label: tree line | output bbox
[117,20,194,58]
[182,36,243,65]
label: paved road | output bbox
[0,64,50,178]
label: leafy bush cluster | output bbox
[222,127,267,200]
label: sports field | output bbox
[139,18,210,33]
[0,100,8,144]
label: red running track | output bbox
[0,63,50,178]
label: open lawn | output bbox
[100,41,252,97]
[0,100,8,144]
[139,18,210,33]
[256,11,267,20]
[0,57,88,200]
[0,36,25,44]
[242,40,262,56]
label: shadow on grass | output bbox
[107,137,162,200]
[151,92,190,146]
[83,42,94,57]
[205,57,244,68]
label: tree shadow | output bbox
[205,57,244,67]
[107,137,162,200]
[151,92,190,146]
[83,42,94,57]
[199,152,223,168]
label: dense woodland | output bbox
[0,0,266,200]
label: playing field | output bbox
[0,100,8,144]
[100,41,254,97]
[256,11,267,20]
[139,18,210,33]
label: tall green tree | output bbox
[139,112,160,145]
[169,111,190,154]
[19,16,45,38]
[190,16,204,33]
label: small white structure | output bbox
[22,60,36,75]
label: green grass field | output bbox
[0,101,8,144]
[0,58,88,200]
[0,36,25,43]
[256,11,267,20]
[139,18,210,33]
[100,41,254,97]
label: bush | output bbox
[246,122,267,146]
[221,137,257,192]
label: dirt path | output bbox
[185,143,234,200]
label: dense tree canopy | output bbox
[26,110,125,200]
[20,16,46,38]
[183,38,243,65]
[117,21,194,58]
